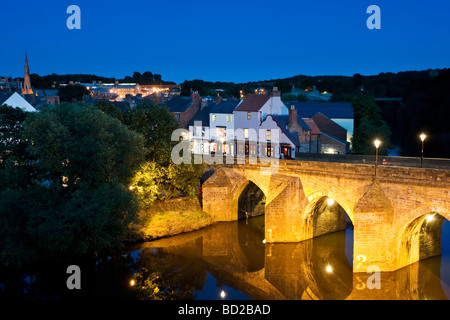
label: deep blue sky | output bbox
[2,0,449,84]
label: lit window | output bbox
[227,115,232,122]
[217,127,226,140]
[247,112,251,120]
[244,128,249,139]
[212,114,217,122]
[266,130,271,141]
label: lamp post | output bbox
[420,133,426,168]
[374,139,381,176]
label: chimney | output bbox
[271,86,281,97]
[215,93,223,105]
[191,90,201,106]
[288,105,301,132]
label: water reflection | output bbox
[1,216,450,300]
[131,216,450,300]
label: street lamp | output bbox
[420,133,426,168]
[374,139,381,176]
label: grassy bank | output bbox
[127,197,213,242]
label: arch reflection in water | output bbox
[134,215,354,300]
[133,214,450,300]
[265,230,353,300]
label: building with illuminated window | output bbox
[140,84,181,98]
[233,87,288,157]
[104,83,141,98]
[208,97,241,156]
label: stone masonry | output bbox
[202,159,450,272]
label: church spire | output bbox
[22,51,33,95]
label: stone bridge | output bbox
[202,159,450,272]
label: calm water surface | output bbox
[2,216,450,300]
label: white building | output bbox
[233,87,288,156]
[209,99,241,155]
[0,92,36,112]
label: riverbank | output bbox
[127,197,213,242]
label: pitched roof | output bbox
[0,92,14,105]
[35,89,59,97]
[287,102,354,119]
[234,94,269,112]
[302,118,321,135]
[165,96,193,112]
[210,100,240,114]
[311,112,348,141]
[187,104,213,127]
[0,92,36,112]
[321,131,349,146]
[269,115,312,147]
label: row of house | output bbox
[167,87,353,159]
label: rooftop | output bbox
[165,96,193,113]
[210,100,240,114]
[287,102,354,119]
[234,94,269,112]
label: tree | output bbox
[351,95,391,155]
[273,79,291,94]
[125,101,180,164]
[0,103,145,268]
[142,71,154,84]
[57,84,91,102]
[125,102,205,207]
[130,162,162,209]
[0,105,29,167]
[132,71,143,83]
[95,100,125,123]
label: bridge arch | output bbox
[300,190,355,241]
[231,178,268,221]
[396,206,450,269]
[301,190,354,224]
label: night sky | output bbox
[2,0,450,83]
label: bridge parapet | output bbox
[202,159,450,272]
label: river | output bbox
[2,215,450,300]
